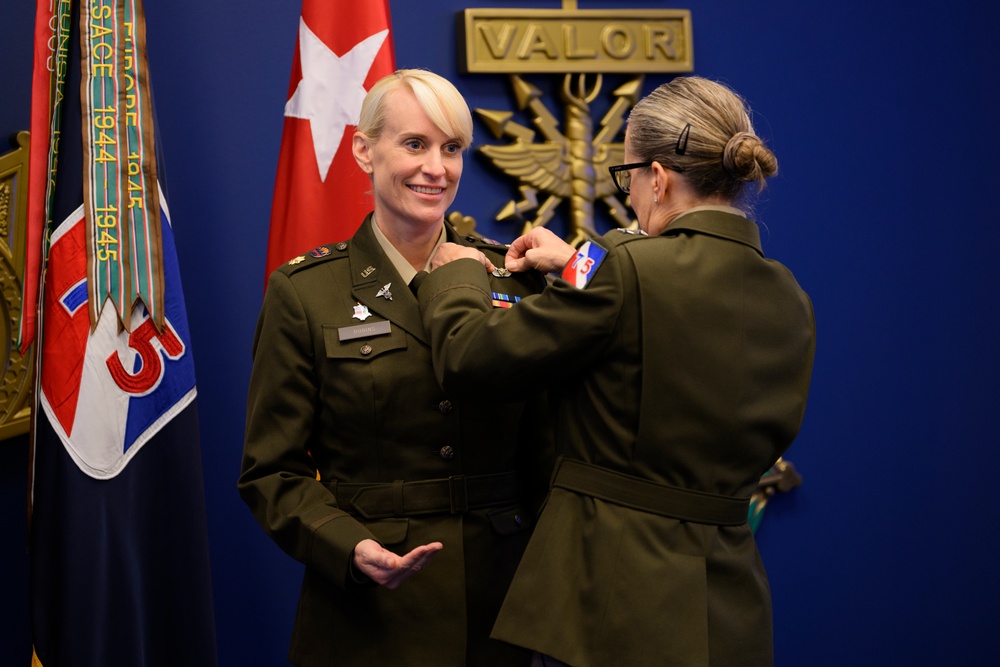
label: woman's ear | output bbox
[649,160,669,203]
[353,132,373,174]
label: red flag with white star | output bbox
[265,0,395,277]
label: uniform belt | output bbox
[552,458,749,526]
[333,472,519,519]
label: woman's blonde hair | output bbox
[357,69,473,147]
[628,76,777,204]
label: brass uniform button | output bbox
[438,400,453,415]
[439,445,455,460]
[360,344,372,356]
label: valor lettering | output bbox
[475,21,679,63]
[644,26,676,60]
[517,23,559,60]
[563,25,596,60]
[601,25,635,59]
[465,11,691,73]
[478,23,517,59]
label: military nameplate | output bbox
[338,320,391,342]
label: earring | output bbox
[653,195,658,204]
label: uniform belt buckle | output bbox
[448,475,469,513]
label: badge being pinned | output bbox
[561,240,608,288]
[353,303,372,321]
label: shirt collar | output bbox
[371,218,447,284]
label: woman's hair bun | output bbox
[722,132,778,185]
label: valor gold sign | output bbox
[460,8,693,73]
[459,4,694,243]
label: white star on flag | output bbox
[284,18,389,182]
[264,0,395,279]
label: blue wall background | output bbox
[2,1,998,665]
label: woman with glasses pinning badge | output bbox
[412,76,816,667]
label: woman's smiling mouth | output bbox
[409,185,445,195]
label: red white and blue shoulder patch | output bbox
[561,240,608,288]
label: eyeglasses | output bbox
[609,123,692,195]
[608,162,652,195]
[608,161,684,195]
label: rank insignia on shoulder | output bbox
[289,256,306,265]
[561,240,608,289]
[311,245,332,258]
[616,228,646,235]
[491,292,521,308]
[481,236,505,246]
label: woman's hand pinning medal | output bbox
[429,243,497,272]
[430,227,575,276]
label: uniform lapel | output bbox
[349,215,428,344]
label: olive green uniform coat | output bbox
[239,215,549,667]
[417,209,816,667]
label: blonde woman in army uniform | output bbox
[239,70,549,666]
[417,76,816,667]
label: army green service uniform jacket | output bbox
[417,209,816,667]
[239,215,549,667]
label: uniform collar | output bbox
[664,207,763,255]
